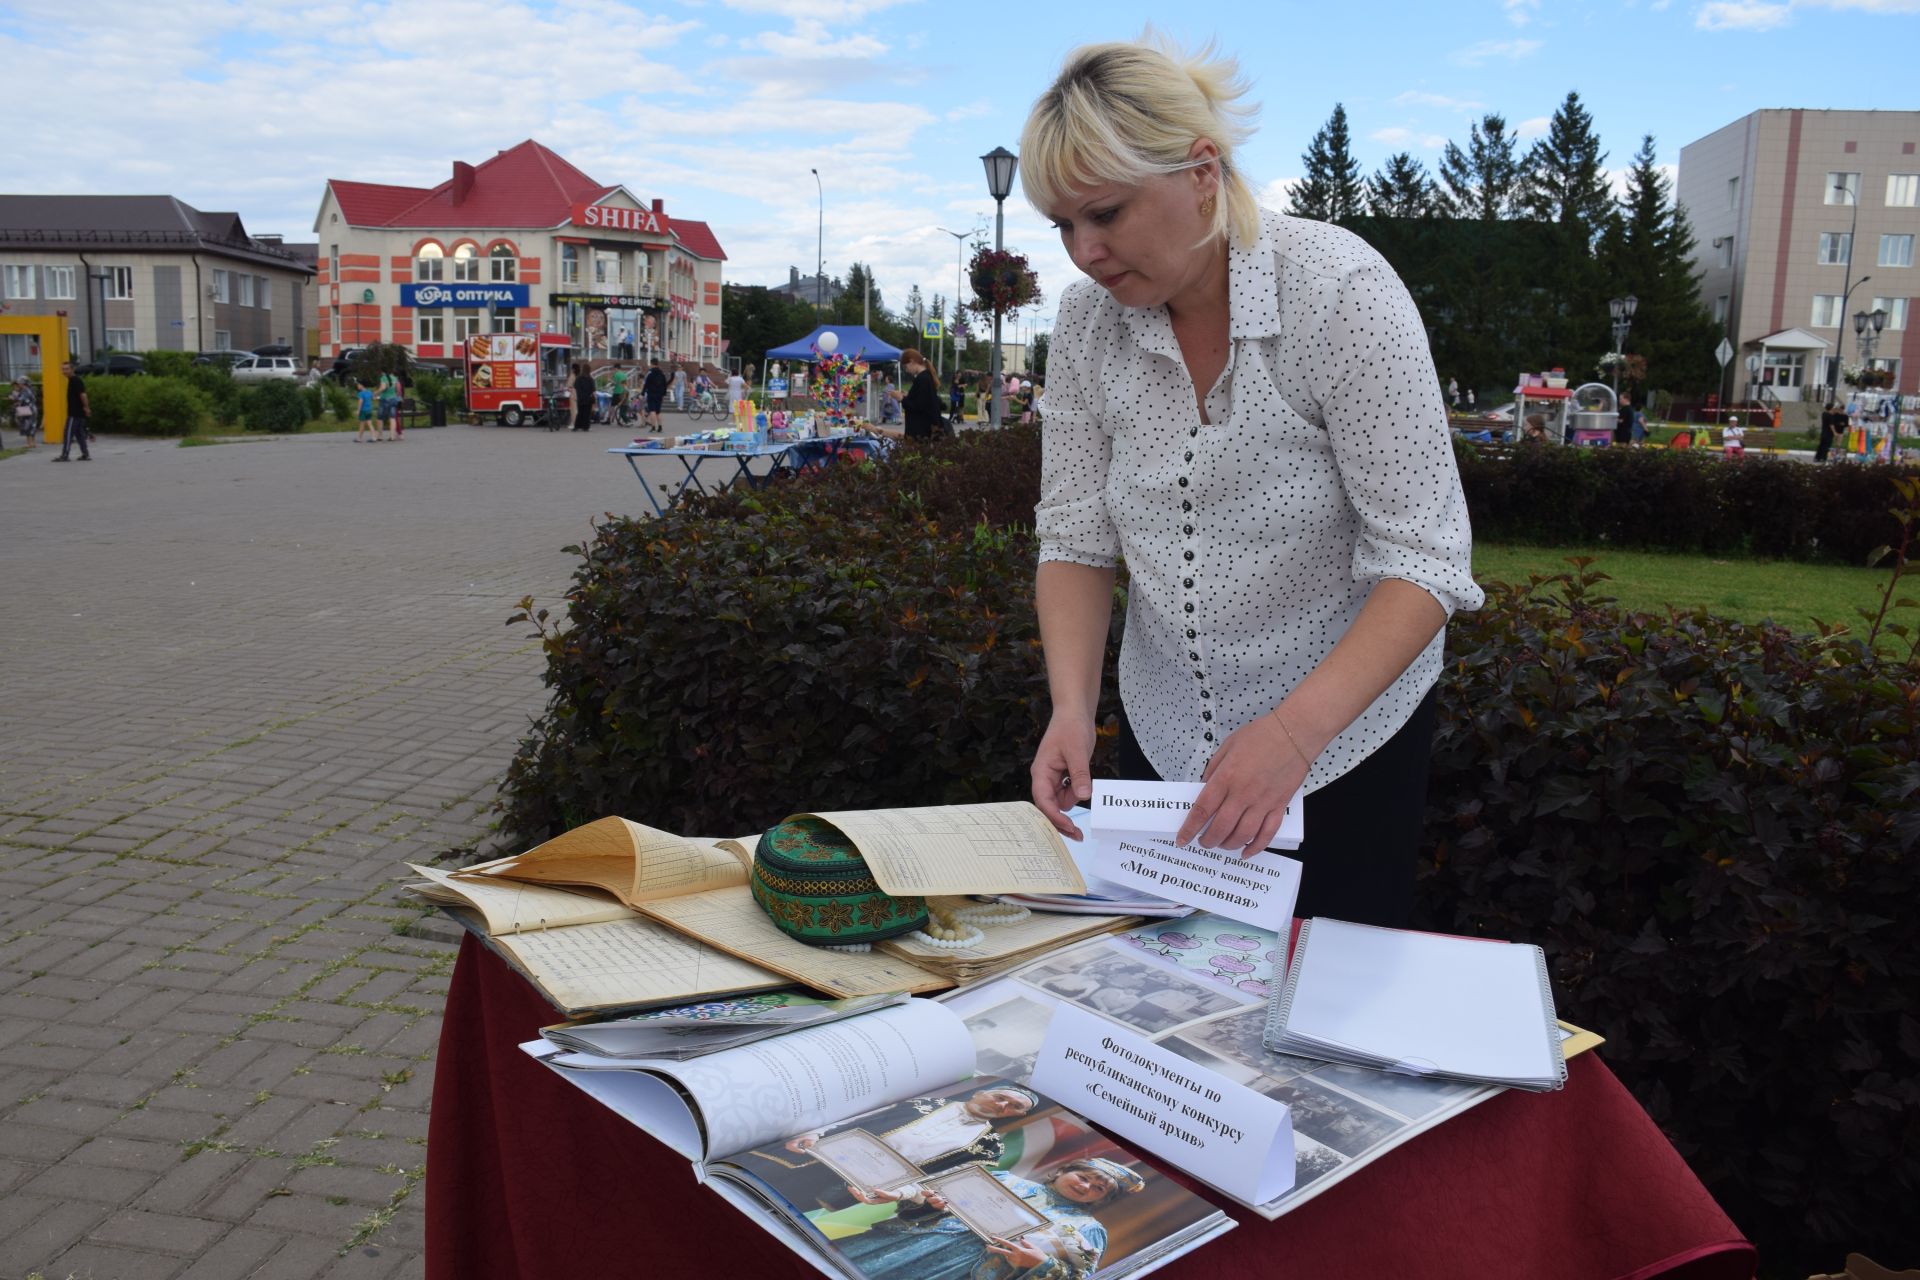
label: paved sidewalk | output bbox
[0,425,674,1279]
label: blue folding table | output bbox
[609,435,891,517]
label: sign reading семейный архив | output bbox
[1087,780,1303,932]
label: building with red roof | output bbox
[312,140,726,366]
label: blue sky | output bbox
[3,0,1916,332]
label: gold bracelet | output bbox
[1268,709,1312,767]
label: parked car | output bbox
[193,351,251,370]
[231,355,301,383]
[250,344,295,358]
[75,353,146,376]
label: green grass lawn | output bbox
[1474,542,1907,642]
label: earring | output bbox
[1199,193,1217,219]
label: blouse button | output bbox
[1204,732,1215,743]
[1181,500,1192,512]
[1200,689,1210,699]
[1183,577,1193,588]
[1184,603,1195,614]
[1183,550,1194,562]
[1185,628,1196,640]
[1177,477,1189,488]
[1183,524,1193,535]
[1189,427,1198,438]
[1183,452,1193,463]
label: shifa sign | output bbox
[571,203,672,236]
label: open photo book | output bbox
[525,998,1234,1280]
[406,804,1131,1015]
[937,915,1604,1222]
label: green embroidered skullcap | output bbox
[750,816,928,947]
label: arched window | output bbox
[560,243,580,285]
[416,243,444,281]
[452,244,478,282]
[489,244,517,282]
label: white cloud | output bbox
[1504,0,1541,24]
[1371,127,1449,150]
[1799,0,1920,9]
[1695,0,1792,27]
[1259,177,1300,210]
[1449,38,1544,65]
[1393,90,1486,112]
[1651,0,1673,8]
[1514,116,1553,140]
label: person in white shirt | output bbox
[725,370,747,407]
[1020,37,1482,927]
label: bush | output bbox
[1421,549,1919,1273]
[180,363,243,427]
[300,383,325,421]
[141,350,196,379]
[84,376,208,436]
[242,379,309,433]
[412,370,459,413]
[322,381,356,422]
[1457,445,1913,564]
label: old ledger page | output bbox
[495,915,786,1013]
[465,815,748,907]
[640,886,950,997]
[802,802,1086,898]
[407,864,641,935]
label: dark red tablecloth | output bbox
[427,935,1754,1280]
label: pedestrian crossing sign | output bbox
[922,320,944,340]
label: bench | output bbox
[397,398,432,431]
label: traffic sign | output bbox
[1715,337,1733,367]
[923,320,944,340]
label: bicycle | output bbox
[684,389,721,421]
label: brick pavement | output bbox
[0,425,689,1279]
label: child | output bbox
[11,376,38,448]
[356,379,376,442]
[1723,415,1745,460]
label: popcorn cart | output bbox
[1512,370,1574,444]
[465,332,574,428]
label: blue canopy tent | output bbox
[764,324,903,363]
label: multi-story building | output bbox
[1679,109,1918,404]
[312,140,726,367]
[0,194,314,368]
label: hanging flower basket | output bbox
[967,248,1042,320]
[1843,365,1893,389]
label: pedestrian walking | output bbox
[642,360,669,433]
[725,368,747,411]
[1447,376,1460,411]
[1614,394,1635,447]
[1465,387,1475,412]
[54,361,90,461]
[355,379,377,442]
[671,365,687,411]
[378,368,401,441]
[11,375,39,449]
[571,362,596,431]
[609,363,630,424]
[949,371,965,422]
[1817,401,1843,462]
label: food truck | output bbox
[464,331,574,427]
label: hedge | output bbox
[498,431,1918,1274]
[1457,442,1916,565]
[83,376,208,437]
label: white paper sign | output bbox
[1031,1005,1294,1207]
[1087,781,1304,932]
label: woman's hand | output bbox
[986,1235,1048,1268]
[1175,713,1313,856]
[1030,714,1097,839]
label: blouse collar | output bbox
[1117,214,1284,355]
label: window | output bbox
[417,244,444,281]
[1760,349,1805,388]
[1727,175,1740,209]
[1880,234,1914,268]
[45,265,75,299]
[1871,297,1909,330]
[560,244,580,284]
[330,309,339,344]
[214,330,232,351]
[593,252,619,285]
[1818,232,1852,266]
[1713,295,1729,325]
[259,277,270,312]
[1887,174,1918,207]
[490,309,517,333]
[489,245,517,282]
[1,264,33,299]
[211,269,230,303]
[106,328,136,351]
[452,308,483,344]
[1812,294,1843,327]
[1716,238,1733,268]
[239,274,255,307]
[452,245,478,282]
[418,313,445,344]
[1827,172,1859,205]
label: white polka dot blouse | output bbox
[1036,209,1485,791]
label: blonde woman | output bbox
[1022,36,1482,928]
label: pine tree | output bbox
[1597,135,1722,397]
[1437,114,1522,220]
[1518,93,1614,378]
[1522,92,1611,234]
[1288,104,1364,222]
[1366,153,1439,218]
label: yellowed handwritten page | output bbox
[407,864,641,935]
[802,803,1086,898]
[639,886,950,998]
[467,815,747,907]
[880,896,1133,963]
[495,916,786,1013]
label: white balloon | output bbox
[817,330,839,354]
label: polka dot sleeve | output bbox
[1321,262,1485,618]
[1035,279,1121,570]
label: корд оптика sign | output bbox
[400,283,530,308]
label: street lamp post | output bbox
[981,147,1018,430]
[810,168,824,317]
[1828,173,1863,401]
[1854,306,1890,378]
[935,226,976,379]
[1745,352,1762,410]
[1607,294,1638,399]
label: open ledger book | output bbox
[527,999,1233,1280]
[406,804,1128,1015]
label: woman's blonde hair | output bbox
[1020,33,1260,249]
